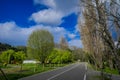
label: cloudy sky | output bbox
[0,0,83,48]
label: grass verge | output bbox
[0,63,67,80]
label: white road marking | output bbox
[47,64,79,80]
[84,63,87,80]
[84,74,86,80]
[85,63,87,71]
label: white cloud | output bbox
[29,9,63,25]
[75,24,80,32]
[53,0,79,15]
[69,39,83,48]
[34,0,56,8]
[31,25,67,43]
[0,21,67,45]
[0,0,80,48]
[0,21,81,48]
[33,0,79,15]
[68,33,76,39]
[31,0,79,25]
[0,22,31,45]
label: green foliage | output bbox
[27,30,54,64]
[61,50,72,63]
[104,67,119,75]
[71,47,85,61]
[47,49,58,63]
[15,46,27,53]
[84,52,95,65]
[14,51,26,64]
[0,50,15,66]
[0,50,26,67]
[0,42,18,53]
[47,49,73,64]
[2,63,67,80]
[0,42,27,56]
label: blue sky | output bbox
[0,0,83,48]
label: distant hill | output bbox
[0,42,26,53]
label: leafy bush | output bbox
[47,49,73,64]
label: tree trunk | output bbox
[42,63,45,70]
[20,64,23,71]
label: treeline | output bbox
[0,30,84,69]
[27,30,84,66]
[47,49,73,64]
[0,50,25,70]
[0,42,26,53]
[0,43,26,69]
[0,43,84,67]
[0,42,16,53]
[79,0,120,74]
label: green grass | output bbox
[87,63,96,70]
[0,63,67,80]
[92,75,112,80]
[87,63,119,80]
[87,63,119,75]
[104,67,119,75]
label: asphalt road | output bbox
[19,62,87,80]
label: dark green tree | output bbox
[0,50,15,66]
[14,51,26,71]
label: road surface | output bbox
[19,62,87,80]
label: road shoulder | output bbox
[86,64,120,80]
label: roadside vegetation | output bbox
[1,0,120,78]
[0,30,84,80]
[79,0,120,80]
[0,45,74,80]
[0,63,67,80]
